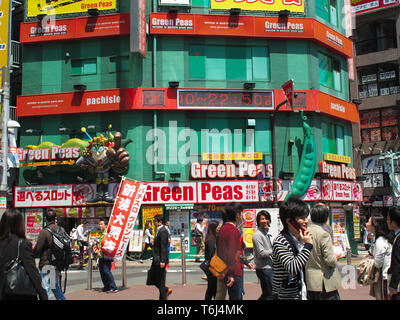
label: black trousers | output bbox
[256,269,273,300]
[205,273,217,300]
[307,288,340,300]
[140,243,152,259]
[150,263,169,300]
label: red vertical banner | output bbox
[101,178,147,260]
[130,0,146,57]
[282,79,294,109]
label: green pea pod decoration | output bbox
[285,111,316,201]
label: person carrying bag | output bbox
[0,209,48,300]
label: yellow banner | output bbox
[210,0,305,12]
[27,0,117,17]
[202,152,263,161]
[323,153,351,164]
[0,0,10,89]
[142,206,163,239]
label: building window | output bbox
[355,20,397,55]
[189,118,271,155]
[318,52,341,91]
[360,108,399,142]
[322,122,345,155]
[71,58,97,76]
[357,62,399,99]
[316,0,338,26]
[189,45,270,81]
[109,56,129,73]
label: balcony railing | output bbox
[10,41,21,68]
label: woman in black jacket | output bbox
[204,220,219,300]
[0,209,48,300]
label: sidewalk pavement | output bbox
[65,258,374,301]
[65,282,374,300]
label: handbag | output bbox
[199,260,210,275]
[356,254,378,286]
[4,239,37,298]
[209,251,229,280]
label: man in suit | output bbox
[305,204,342,300]
[387,206,400,300]
[149,214,172,300]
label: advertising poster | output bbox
[169,210,190,253]
[25,208,43,247]
[242,209,257,248]
[27,0,117,17]
[142,206,163,243]
[128,229,144,252]
[331,206,348,256]
[353,204,361,240]
[101,178,147,260]
[210,0,305,12]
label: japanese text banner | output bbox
[101,178,147,260]
[210,0,305,12]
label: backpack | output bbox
[46,227,74,271]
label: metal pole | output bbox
[346,247,352,266]
[181,233,186,286]
[271,99,287,208]
[87,246,93,290]
[0,67,10,194]
[122,252,127,288]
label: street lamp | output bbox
[378,150,400,207]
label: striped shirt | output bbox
[272,232,313,300]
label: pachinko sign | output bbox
[101,178,147,260]
[210,0,305,12]
[27,0,117,17]
[15,185,73,208]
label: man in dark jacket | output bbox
[33,208,66,300]
[147,214,172,300]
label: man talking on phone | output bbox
[272,198,313,300]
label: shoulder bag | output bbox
[4,239,37,298]
[356,253,378,286]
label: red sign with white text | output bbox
[150,13,353,58]
[17,88,359,123]
[20,13,130,44]
[101,178,147,260]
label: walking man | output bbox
[33,208,67,300]
[147,214,172,300]
[252,210,274,300]
[76,220,89,268]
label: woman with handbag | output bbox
[0,209,48,300]
[203,220,219,300]
[366,213,394,300]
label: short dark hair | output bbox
[256,210,271,227]
[45,208,56,222]
[279,198,309,232]
[223,202,243,223]
[313,200,330,210]
[154,214,165,224]
[0,209,26,240]
[310,205,329,224]
[388,206,400,229]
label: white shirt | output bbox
[372,236,392,280]
[76,224,86,241]
[144,228,154,244]
[290,233,307,300]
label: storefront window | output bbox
[189,44,270,81]
[355,20,397,56]
[360,108,399,142]
[322,122,345,155]
[357,62,399,99]
[71,58,97,76]
[318,52,341,91]
[316,0,338,26]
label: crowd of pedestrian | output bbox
[1,198,400,301]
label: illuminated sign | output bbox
[27,0,117,17]
[323,153,351,164]
[351,0,398,14]
[178,89,274,110]
[319,161,356,180]
[202,152,263,161]
[210,0,305,12]
[190,162,272,179]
